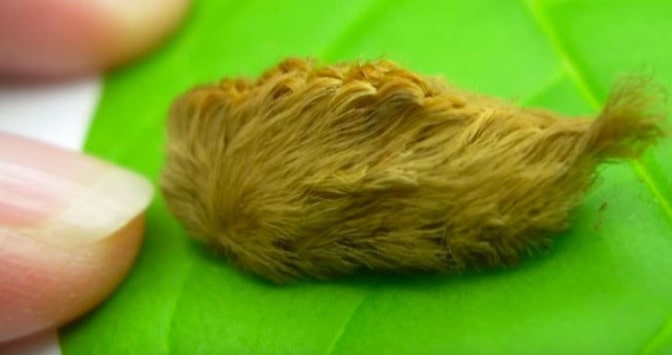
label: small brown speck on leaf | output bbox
[593,220,603,231]
[161,58,667,283]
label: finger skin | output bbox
[0,0,190,78]
[0,215,145,342]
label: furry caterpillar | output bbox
[161,58,667,283]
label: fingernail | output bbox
[106,0,192,66]
[0,132,153,243]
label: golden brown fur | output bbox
[161,58,667,283]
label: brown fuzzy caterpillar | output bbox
[161,58,667,283]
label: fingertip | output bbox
[0,0,191,79]
[0,215,146,343]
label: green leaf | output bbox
[61,0,672,353]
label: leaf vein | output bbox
[323,292,370,355]
[522,0,672,226]
[521,0,672,352]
